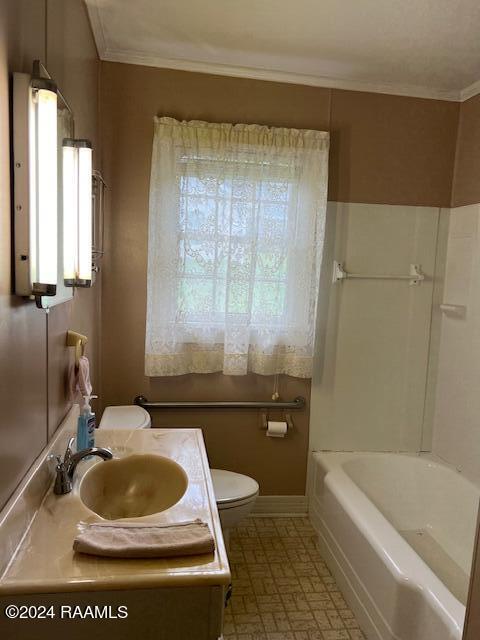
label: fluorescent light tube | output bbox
[76,141,93,286]
[63,139,78,285]
[32,85,58,296]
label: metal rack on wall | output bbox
[92,169,107,281]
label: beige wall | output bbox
[45,0,101,438]
[100,62,459,494]
[0,0,100,510]
[329,90,458,207]
[452,94,480,208]
[0,0,47,513]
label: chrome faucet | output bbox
[54,436,113,495]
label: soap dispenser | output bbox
[77,394,98,451]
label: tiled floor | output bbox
[223,517,365,640]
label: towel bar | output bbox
[333,261,424,286]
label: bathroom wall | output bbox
[431,95,480,636]
[45,0,102,437]
[100,61,458,493]
[310,202,440,452]
[0,0,100,511]
[0,0,48,513]
[451,94,480,208]
[431,203,480,480]
[429,93,480,483]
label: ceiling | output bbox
[85,0,480,101]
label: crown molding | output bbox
[101,48,465,102]
[460,78,480,102]
[85,1,108,60]
[86,2,480,103]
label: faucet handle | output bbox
[64,436,76,464]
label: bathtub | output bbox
[309,452,479,640]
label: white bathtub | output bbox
[309,452,479,640]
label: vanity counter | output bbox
[0,423,230,595]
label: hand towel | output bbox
[77,355,92,397]
[68,355,93,402]
[73,519,215,558]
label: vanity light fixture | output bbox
[13,61,58,304]
[63,139,93,287]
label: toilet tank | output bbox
[99,405,151,429]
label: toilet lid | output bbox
[211,469,259,506]
[99,405,151,430]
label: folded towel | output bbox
[73,519,215,558]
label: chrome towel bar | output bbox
[134,395,306,410]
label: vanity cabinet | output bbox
[0,409,230,640]
[0,586,225,639]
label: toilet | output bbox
[99,405,259,544]
[209,468,259,546]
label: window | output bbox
[146,117,329,377]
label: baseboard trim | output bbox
[252,495,308,516]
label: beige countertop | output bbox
[0,427,230,595]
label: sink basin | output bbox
[79,453,188,520]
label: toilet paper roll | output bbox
[266,420,288,438]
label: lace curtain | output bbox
[145,117,329,377]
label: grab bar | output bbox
[134,395,306,410]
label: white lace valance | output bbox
[145,117,329,377]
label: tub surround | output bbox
[435,88,480,640]
[431,203,480,484]
[310,202,440,453]
[0,408,230,597]
[310,451,478,640]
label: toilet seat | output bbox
[211,469,259,510]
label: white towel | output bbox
[73,519,215,558]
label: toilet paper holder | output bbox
[260,412,294,431]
